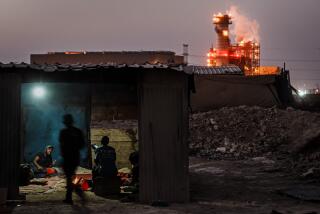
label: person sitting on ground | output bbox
[32,145,56,177]
[129,151,139,186]
[93,136,118,178]
[119,151,139,202]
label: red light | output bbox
[65,51,82,55]
[216,50,228,57]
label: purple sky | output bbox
[1,0,320,88]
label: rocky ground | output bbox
[189,106,320,175]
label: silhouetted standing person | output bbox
[59,114,85,204]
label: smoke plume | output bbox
[227,6,260,43]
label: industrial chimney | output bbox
[213,14,231,66]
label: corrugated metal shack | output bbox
[0,63,190,203]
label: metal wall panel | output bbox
[0,73,21,199]
[191,75,279,111]
[139,71,189,203]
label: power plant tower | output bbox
[207,13,262,75]
[213,14,232,66]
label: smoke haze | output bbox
[228,6,260,43]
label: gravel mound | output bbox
[189,106,320,161]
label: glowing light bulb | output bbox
[32,86,46,98]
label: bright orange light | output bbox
[216,50,228,57]
[207,51,216,58]
[65,51,82,55]
[222,30,229,37]
[239,41,245,46]
[230,53,241,58]
[213,17,220,23]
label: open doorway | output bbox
[20,82,138,198]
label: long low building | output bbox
[31,51,184,65]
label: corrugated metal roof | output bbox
[0,62,184,72]
[0,63,244,76]
[184,65,243,75]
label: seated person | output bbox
[32,145,56,177]
[129,151,139,186]
[118,151,139,199]
[93,136,118,178]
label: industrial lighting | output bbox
[298,89,306,97]
[64,51,82,55]
[32,86,46,98]
[213,17,220,23]
[222,30,229,37]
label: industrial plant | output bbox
[207,12,279,76]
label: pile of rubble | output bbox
[189,106,320,161]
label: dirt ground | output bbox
[1,157,320,214]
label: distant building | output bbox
[31,51,184,65]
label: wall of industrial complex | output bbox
[31,51,184,65]
[191,75,281,111]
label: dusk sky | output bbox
[1,0,320,88]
